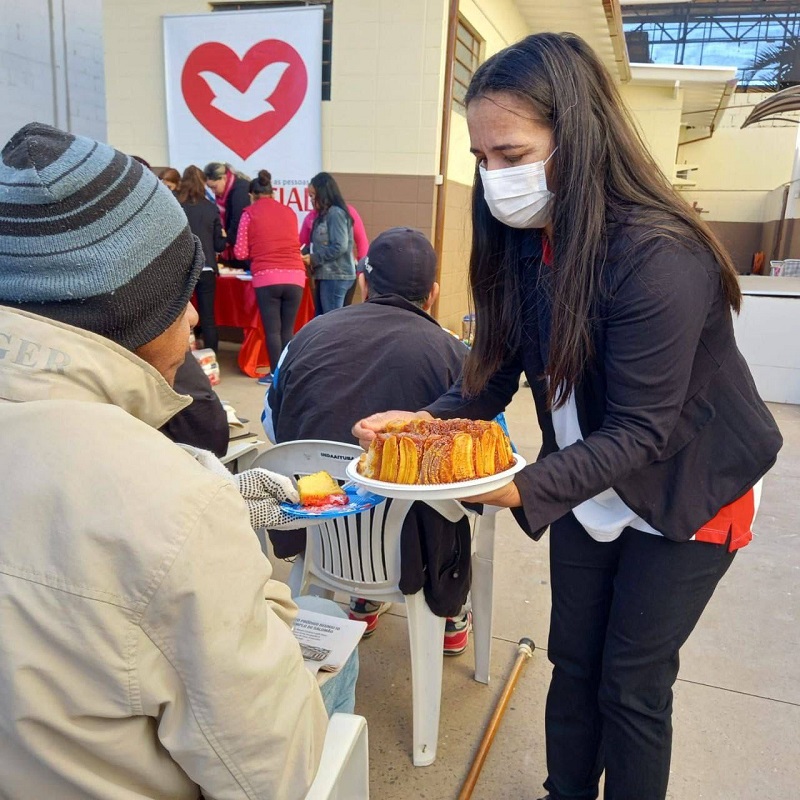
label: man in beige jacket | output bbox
[0,124,329,799]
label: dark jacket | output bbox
[180,199,226,272]
[224,177,251,270]
[224,177,251,247]
[426,223,782,542]
[159,352,229,458]
[268,294,471,615]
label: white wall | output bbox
[619,83,684,181]
[678,93,797,194]
[61,0,107,140]
[0,0,106,145]
[103,0,199,163]
[437,0,529,330]
[446,0,529,186]
[323,0,445,175]
[674,92,798,225]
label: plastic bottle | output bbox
[461,313,475,344]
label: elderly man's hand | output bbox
[177,445,302,531]
[233,468,300,531]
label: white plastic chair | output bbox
[220,439,262,472]
[253,440,496,767]
[305,713,369,799]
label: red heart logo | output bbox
[181,40,308,160]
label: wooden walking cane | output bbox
[457,637,535,800]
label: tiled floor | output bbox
[215,342,800,800]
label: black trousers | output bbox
[544,513,736,800]
[254,284,304,371]
[194,271,218,354]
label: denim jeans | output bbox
[293,595,359,716]
[316,279,352,315]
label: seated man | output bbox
[159,350,229,456]
[0,123,341,799]
[265,227,472,653]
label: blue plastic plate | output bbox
[280,486,386,520]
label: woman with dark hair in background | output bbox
[234,170,306,386]
[299,189,369,306]
[158,167,181,193]
[303,172,355,314]
[354,33,782,800]
[204,162,250,270]
[178,165,226,354]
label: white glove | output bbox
[233,468,300,531]
[176,445,300,531]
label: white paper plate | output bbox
[345,453,527,500]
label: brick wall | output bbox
[103,0,447,175]
[437,180,472,333]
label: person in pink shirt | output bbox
[299,174,369,308]
[234,170,307,385]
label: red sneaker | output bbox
[443,611,472,656]
[348,598,391,638]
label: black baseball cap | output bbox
[357,227,437,300]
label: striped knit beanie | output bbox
[0,123,204,350]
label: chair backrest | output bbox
[253,441,415,597]
[309,496,413,596]
[254,439,361,483]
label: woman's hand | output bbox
[301,253,311,267]
[352,410,433,449]
[460,480,521,508]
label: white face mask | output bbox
[479,149,556,229]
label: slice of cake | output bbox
[297,471,348,508]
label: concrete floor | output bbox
[214,342,800,800]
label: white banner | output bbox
[163,7,322,218]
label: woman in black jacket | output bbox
[178,166,226,354]
[204,162,251,270]
[354,34,782,800]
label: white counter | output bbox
[738,275,800,297]
[732,276,800,404]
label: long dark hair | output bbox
[463,33,741,408]
[249,169,273,197]
[177,165,208,205]
[309,172,352,224]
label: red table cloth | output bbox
[209,275,315,378]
